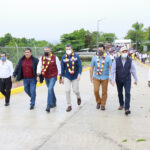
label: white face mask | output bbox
[66,50,72,55]
[122,53,128,58]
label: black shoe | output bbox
[125,110,131,115]
[77,98,81,105]
[66,106,72,112]
[96,103,101,109]
[101,106,105,111]
[30,106,34,110]
[4,103,9,106]
[46,108,50,113]
[118,106,124,110]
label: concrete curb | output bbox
[136,58,150,69]
[0,67,91,98]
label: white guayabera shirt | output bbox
[0,60,14,78]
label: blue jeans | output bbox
[45,77,57,108]
[23,77,37,106]
[116,80,131,110]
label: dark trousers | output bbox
[116,80,131,110]
[0,77,12,104]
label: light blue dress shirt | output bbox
[91,55,112,80]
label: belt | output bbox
[0,77,11,80]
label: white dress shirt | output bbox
[148,69,150,81]
[37,56,61,75]
[0,60,14,78]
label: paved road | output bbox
[0,61,150,150]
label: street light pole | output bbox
[97,19,104,50]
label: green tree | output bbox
[100,33,116,43]
[4,33,13,46]
[125,22,145,50]
[60,28,89,51]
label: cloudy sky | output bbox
[0,0,150,44]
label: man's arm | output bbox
[108,56,112,75]
[130,62,138,85]
[60,56,65,84]
[9,61,14,82]
[56,56,61,76]
[37,57,42,75]
[90,56,95,83]
[77,54,82,81]
[10,61,14,77]
[110,59,116,84]
[77,55,82,74]
[36,57,42,82]
[61,56,65,77]
[90,66,94,83]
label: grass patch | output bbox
[136,139,146,142]
[122,139,128,142]
[82,61,91,67]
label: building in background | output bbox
[114,39,132,49]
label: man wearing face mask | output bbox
[110,46,138,115]
[90,45,112,111]
[60,44,82,112]
[37,46,61,113]
[0,52,13,106]
[12,48,39,110]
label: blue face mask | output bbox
[122,53,128,58]
[1,57,6,61]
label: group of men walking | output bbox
[0,44,147,115]
[90,45,138,115]
[0,45,82,113]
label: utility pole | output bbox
[136,31,138,51]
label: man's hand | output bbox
[59,79,64,84]
[110,79,115,86]
[11,76,15,83]
[77,74,80,81]
[134,82,137,85]
[148,81,150,87]
[90,77,93,83]
[37,76,40,82]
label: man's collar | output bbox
[24,56,32,60]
